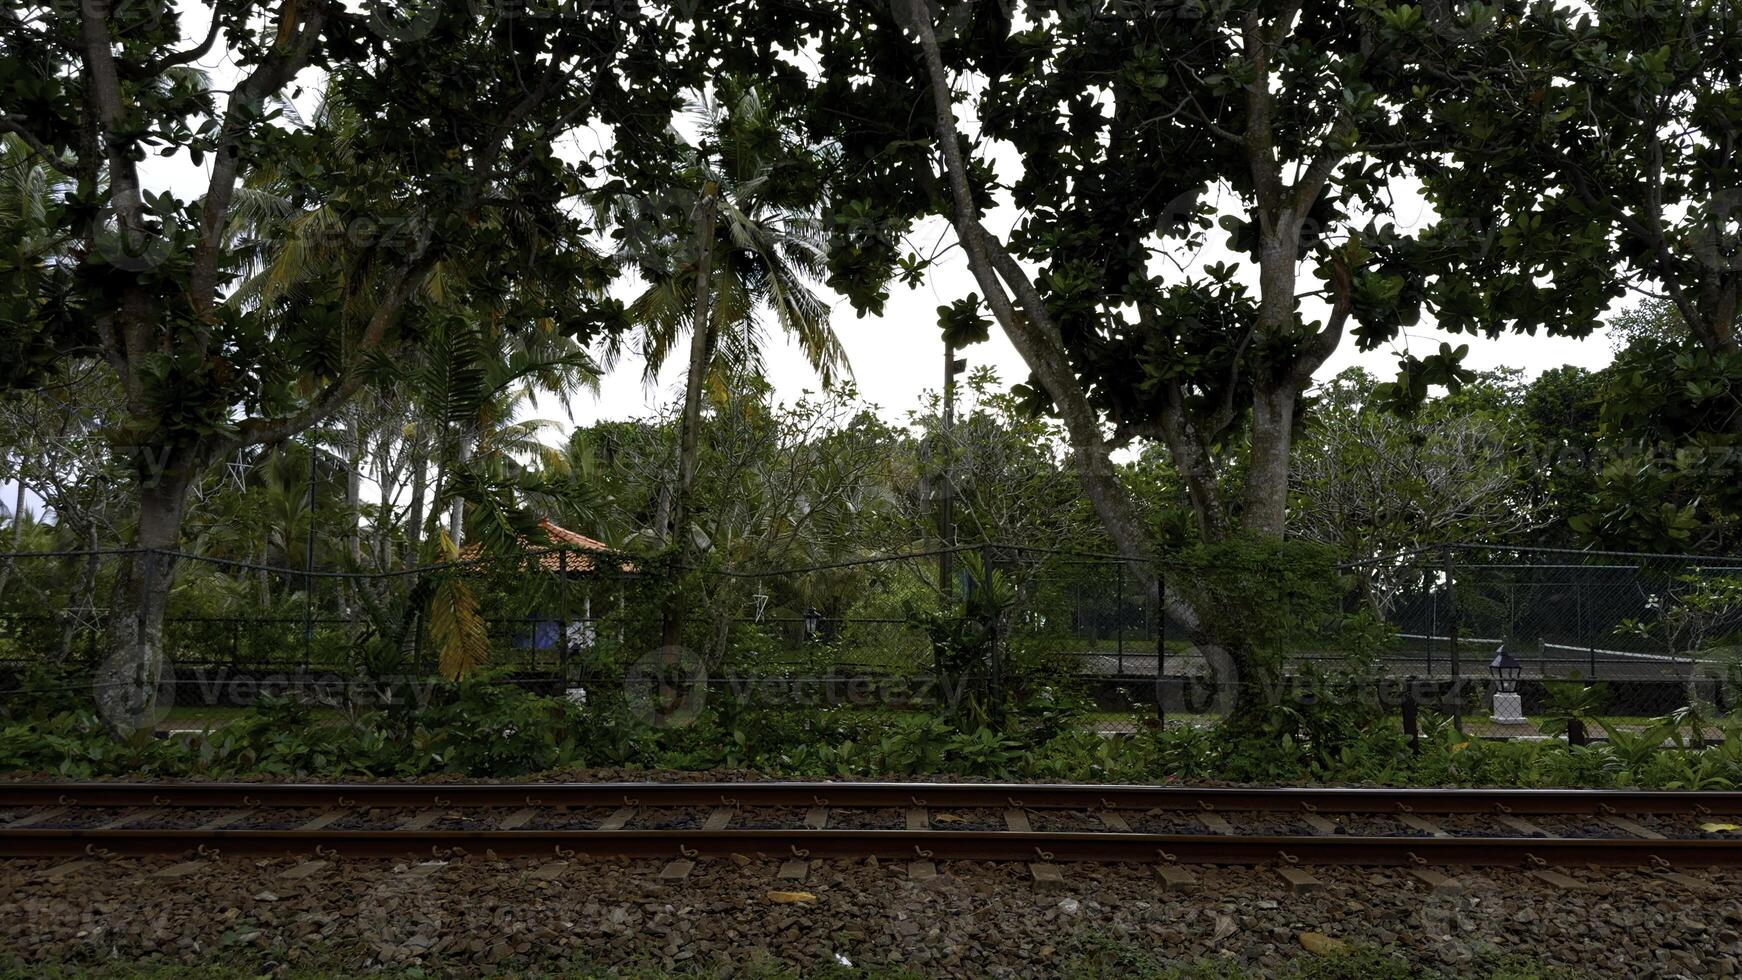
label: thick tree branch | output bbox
[231,254,434,449]
[78,6,145,240]
[905,0,1172,603]
[1290,115,1356,219]
[190,1,327,322]
[133,2,245,77]
[0,115,62,165]
[1286,254,1353,390]
[1241,11,1283,216]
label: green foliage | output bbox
[1536,674,1608,742]
[14,667,1742,794]
[905,552,1015,684]
[1293,367,1537,561]
[427,531,491,682]
[1172,536,1346,661]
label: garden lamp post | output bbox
[803,606,821,643]
[1489,647,1526,725]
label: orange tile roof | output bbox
[459,518,635,574]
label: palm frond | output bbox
[429,530,490,681]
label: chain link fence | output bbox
[3,542,1739,740]
[1347,545,1742,738]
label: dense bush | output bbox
[7,667,1742,791]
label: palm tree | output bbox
[225,93,605,560]
[598,82,847,553]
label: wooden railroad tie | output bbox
[497,807,539,831]
[1198,813,1235,835]
[1528,869,1587,891]
[1098,812,1132,832]
[98,808,161,830]
[597,806,637,831]
[1600,816,1665,841]
[278,860,328,880]
[1496,815,1549,838]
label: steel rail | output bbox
[6,782,1742,814]
[2,827,1740,867]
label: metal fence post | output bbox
[558,549,570,681]
[1116,560,1126,677]
[1155,565,1167,729]
[982,543,1002,711]
[1427,562,1437,676]
[1583,580,1596,681]
[1445,546,1462,732]
[138,548,154,642]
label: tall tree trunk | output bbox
[1243,383,1298,538]
[346,411,363,563]
[8,475,22,548]
[101,460,197,731]
[372,428,397,569]
[447,431,473,546]
[662,183,720,650]
[905,5,1150,574]
[57,526,100,663]
[669,182,720,552]
[406,450,428,563]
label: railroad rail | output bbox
[4,781,1742,868]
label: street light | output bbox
[1489,647,1525,724]
[803,606,822,642]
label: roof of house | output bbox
[459,518,635,574]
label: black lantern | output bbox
[803,606,822,640]
[1489,648,1522,694]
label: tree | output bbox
[1413,0,1742,545]
[599,82,844,555]
[773,3,1507,564]
[1291,368,1537,608]
[0,2,705,715]
[1568,303,1742,551]
[1417,1,1742,380]
[1516,364,1605,547]
[897,367,1103,555]
[747,1,1555,721]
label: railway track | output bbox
[5,781,1742,870]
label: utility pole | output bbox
[939,343,967,601]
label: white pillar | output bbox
[1490,691,1526,725]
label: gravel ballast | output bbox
[1,854,1737,978]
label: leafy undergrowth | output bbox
[5,668,1742,791]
